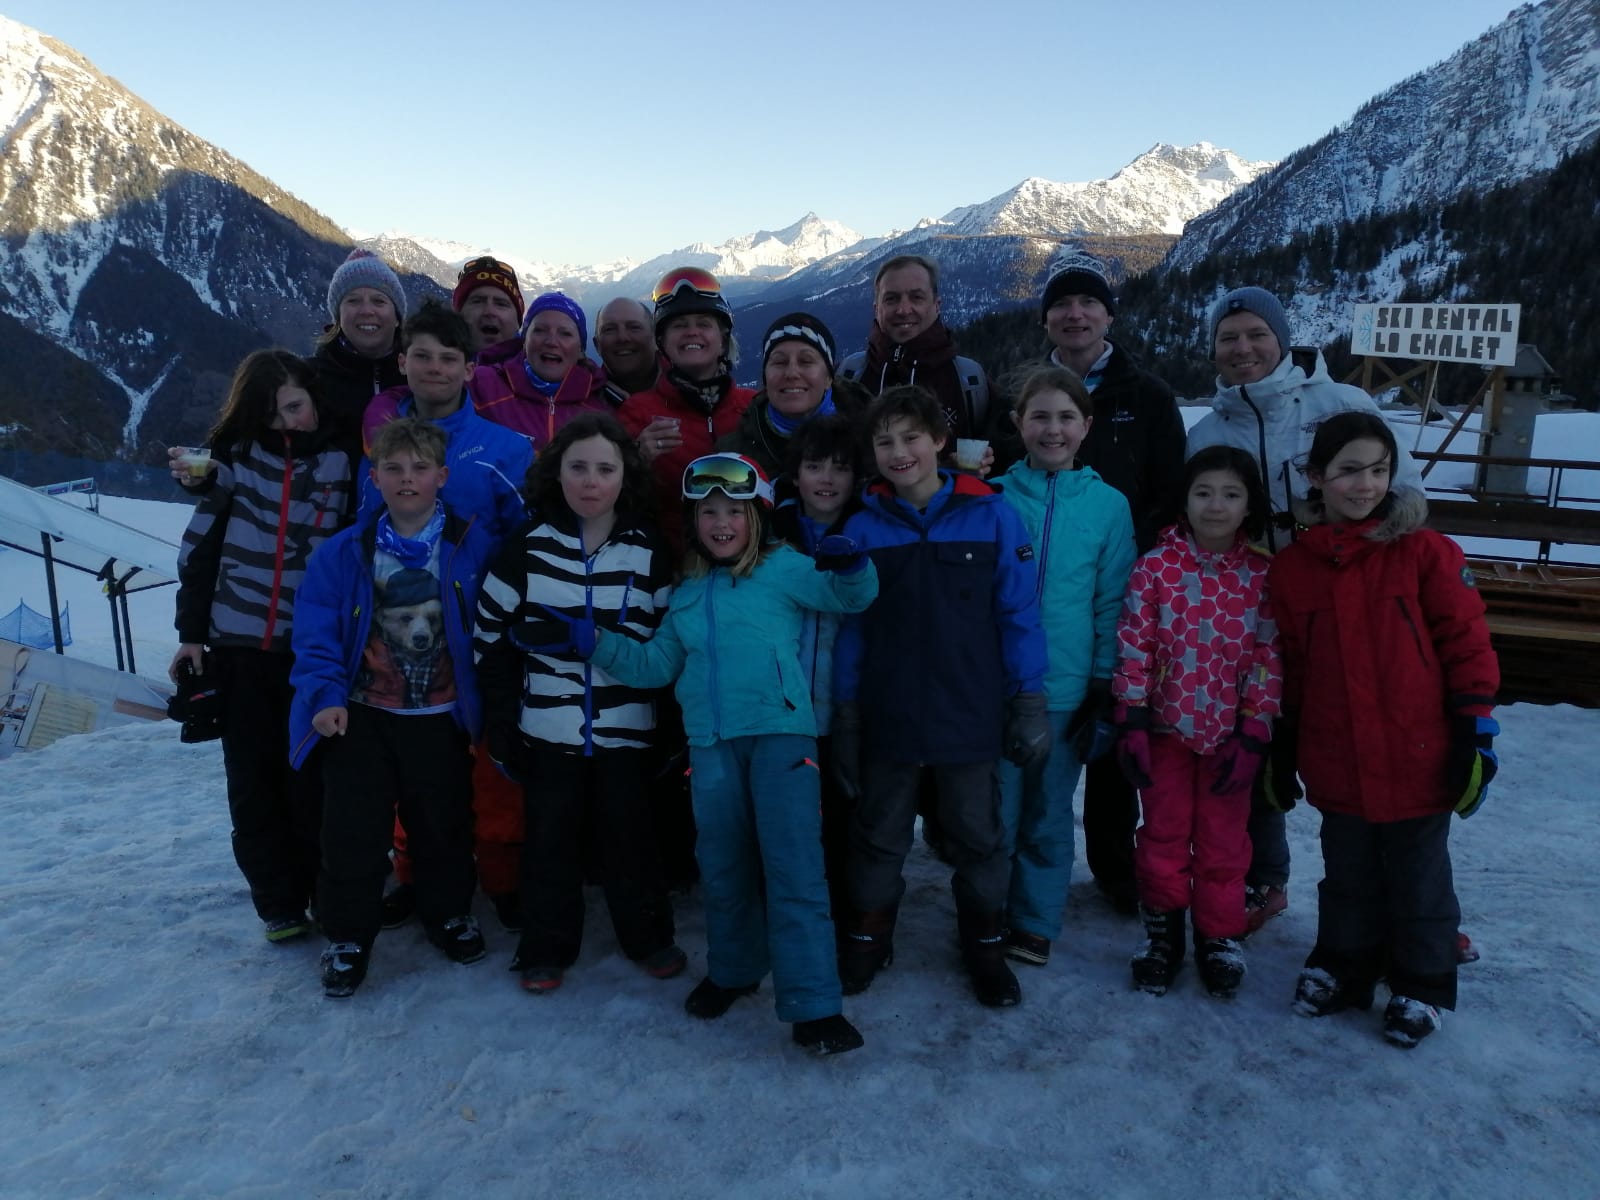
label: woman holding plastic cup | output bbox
[169,248,404,484]
[617,267,756,550]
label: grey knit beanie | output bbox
[327,249,406,323]
[1209,287,1291,358]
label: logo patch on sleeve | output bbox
[1460,567,1478,588]
[1017,544,1035,562]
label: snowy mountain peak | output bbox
[938,143,1274,239]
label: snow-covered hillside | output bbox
[1165,0,1600,270]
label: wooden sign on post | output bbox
[1350,303,1520,366]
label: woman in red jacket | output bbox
[1268,412,1500,1050]
[618,267,755,552]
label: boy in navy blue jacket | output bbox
[290,418,495,998]
[833,386,1050,1008]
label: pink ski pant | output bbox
[1134,733,1252,938]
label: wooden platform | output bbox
[1467,559,1600,705]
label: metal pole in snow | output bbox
[39,533,64,655]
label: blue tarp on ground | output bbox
[0,598,71,648]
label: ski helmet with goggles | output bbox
[652,266,734,337]
[682,453,773,510]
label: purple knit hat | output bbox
[520,292,588,348]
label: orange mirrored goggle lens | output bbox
[652,267,722,305]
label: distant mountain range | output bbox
[1,0,1596,470]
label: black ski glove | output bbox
[1063,678,1116,763]
[1004,692,1052,768]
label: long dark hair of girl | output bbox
[208,350,323,452]
[1181,444,1271,541]
[1301,410,1400,522]
[526,411,655,522]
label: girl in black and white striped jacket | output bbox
[171,350,353,944]
[474,412,683,993]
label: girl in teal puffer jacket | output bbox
[996,367,1137,966]
[556,453,878,1057]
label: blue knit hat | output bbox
[1209,287,1292,359]
[327,249,406,323]
[520,292,588,348]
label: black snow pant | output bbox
[1306,808,1459,1010]
[851,758,1009,915]
[514,743,674,968]
[215,647,321,922]
[1082,752,1139,907]
[318,706,475,950]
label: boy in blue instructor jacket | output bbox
[832,385,1049,1008]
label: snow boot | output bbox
[427,915,487,964]
[1382,995,1442,1049]
[792,1014,864,1057]
[1292,966,1376,1017]
[519,966,564,993]
[638,944,688,980]
[684,977,759,1020]
[1004,928,1051,966]
[1194,931,1247,999]
[264,913,312,943]
[1130,906,1186,995]
[1243,884,1287,935]
[838,905,898,996]
[958,908,1022,1008]
[320,942,370,999]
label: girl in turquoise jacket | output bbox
[548,453,878,1057]
[997,367,1137,965]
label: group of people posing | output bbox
[171,247,1500,1056]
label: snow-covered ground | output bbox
[2,421,1598,1197]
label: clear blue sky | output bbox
[11,0,1521,266]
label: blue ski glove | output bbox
[510,605,597,659]
[813,534,868,575]
[1447,714,1499,818]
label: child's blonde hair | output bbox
[682,496,773,579]
[370,417,447,467]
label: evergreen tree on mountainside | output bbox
[957,140,1600,410]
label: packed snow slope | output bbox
[1,645,1597,1197]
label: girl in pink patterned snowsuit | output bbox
[1113,445,1283,997]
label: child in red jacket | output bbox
[1269,411,1499,1049]
[1114,446,1281,999]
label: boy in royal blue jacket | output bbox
[833,385,1050,1008]
[290,418,495,999]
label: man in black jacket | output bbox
[1037,254,1186,913]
